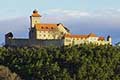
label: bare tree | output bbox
[0,65,22,80]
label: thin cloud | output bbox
[42,8,120,26]
[43,9,91,17]
[43,8,120,17]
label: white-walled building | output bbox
[64,33,111,46]
[5,9,112,47]
[29,9,70,40]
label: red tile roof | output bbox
[98,36,105,41]
[31,9,41,17]
[64,33,101,39]
[32,13,41,17]
[88,33,97,37]
[64,34,88,38]
[35,24,58,31]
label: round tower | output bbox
[107,35,112,45]
[30,9,41,28]
[5,32,13,46]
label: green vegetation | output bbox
[0,45,120,80]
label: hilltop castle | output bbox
[5,9,112,47]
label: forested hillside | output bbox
[0,45,120,80]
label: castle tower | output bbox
[107,35,112,45]
[5,32,13,46]
[30,9,41,28]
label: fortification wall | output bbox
[5,38,30,47]
[31,39,64,47]
[5,38,64,47]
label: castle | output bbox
[5,9,112,47]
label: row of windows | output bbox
[66,38,97,40]
[38,31,56,33]
[65,38,90,42]
[88,38,98,40]
[39,34,54,37]
[38,31,64,35]
[66,38,81,41]
[41,27,54,29]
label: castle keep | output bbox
[5,9,112,47]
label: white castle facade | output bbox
[5,10,112,47]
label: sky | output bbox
[0,0,120,45]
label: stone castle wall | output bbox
[5,38,64,47]
[5,38,30,47]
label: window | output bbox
[44,35,46,37]
[51,27,53,29]
[61,32,63,34]
[46,27,48,29]
[66,39,71,42]
[35,21,37,23]
[41,27,43,29]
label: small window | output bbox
[51,27,53,29]
[44,35,46,37]
[46,27,48,29]
[61,32,63,34]
[41,27,43,29]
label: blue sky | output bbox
[0,0,120,45]
[1,0,120,19]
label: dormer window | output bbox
[41,27,43,29]
[51,27,53,29]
